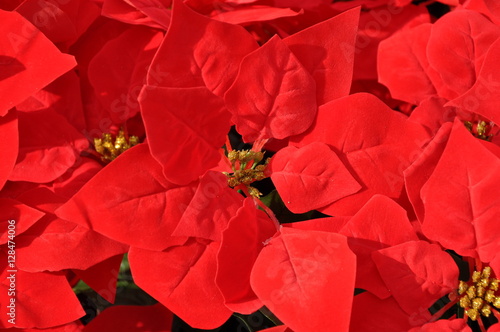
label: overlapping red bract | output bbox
[3,0,500,331]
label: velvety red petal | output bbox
[372,241,459,316]
[216,198,277,314]
[147,0,258,97]
[284,216,351,233]
[211,6,301,25]
[378,23,436,105]
[83,303,173,332]
[225,35,317,142]
[421,120,500,262]
[293,93,429,215]
[404,122,453,224]
[15,188,128,272]
[0,10,75,116]
[8,109,89,183]
[73,254,123,304]
[129,239,232,329]
[340,195,418,299]
[88,26,163,124]
[0,198,45,245]
[102,0,167,29]
[250,228,356,332]
[16,71,87,132]
[447,38,500,126]
[172,171,243,241]
[350,293,417,332]
[140,86,230,185]
[357,5,429,82]
[270,142,361,213]
[409,319,472,332]
[284,7,360,104]
[0,111,19,190]
[56,144,190,251]
[0,261,84,329]
[127,0,172,29]
[16,0,101,50]
[427,10,500,100]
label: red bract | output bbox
[269,142,361,213]
[210,5,301,25]
[15,0,101,51]
[421,120,500,263]
[251,228,356,332]
[0,10,76,116]
[0,111,18,190]
[88,26,163,124]
[102,0,172,29]
[372,240,459,316]
[145,0,258,97]
[283,7,360,104]
[172,171,243,242]
[378,9,500,107]
[56,144,189,251]
[0,257,84,329]
[8,109,89,183]
[14,187,128,273]
[408,319,472,332]
[129,239,232,329]
[82,303,173,332]
[216,198,277,313]
[292,93,429,215]
[225,34,317,142]
[140,86,231,185]
[339,195,418,299]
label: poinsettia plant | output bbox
[2,0,500,331]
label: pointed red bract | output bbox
[404,122,453,223]
[88,26,163,124]
[140,86,230,185]
[83,303,173,332]
[225,35,317,142]
[8,109,89,183]
[421,120,500,262]
[372,241,459,316]
[409,319,472,332]
[56,144,189,251]
[378,23,436,105]
[74,254,123,304]
[251,228,356,332]
[147,0,258,97]
[447,38,500,125]
[15,0,101,50]
[426,10,500,100]
[293,93,429,215]
[339,195,418,299]
[270,142,361,213]
[284,7,360,104]
[216,198,277,313]
[0,261,84,329]
[129,239,232,329]
[0,111,18,190]
[172,171,244,242]
[0,10,76,116]
[350,292,418,332]
[211,6,301,25]
[0,198,45,244]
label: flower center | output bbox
[94,129,139,162]
[224,149,269,198]
[458,267,500,321]
[464,120,495,141]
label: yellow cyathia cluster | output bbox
[94,130,139,162]
[458,266,500,321]
[464,120,494,141]
[224,149,269,198]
